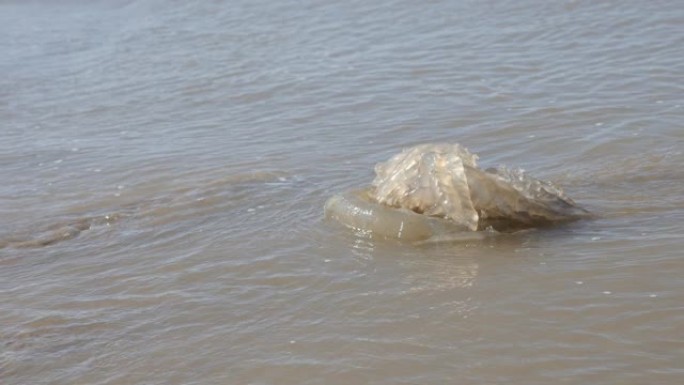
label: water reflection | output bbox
[404,258,480,291]
[350,231,376,267]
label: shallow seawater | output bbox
[1,0,683,384]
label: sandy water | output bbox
[1,0,683,384]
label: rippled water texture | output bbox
[2,0,683,384]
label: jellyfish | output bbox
[325,143,590,242]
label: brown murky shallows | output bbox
[1,0,683,384]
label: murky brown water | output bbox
[2,0,683,384]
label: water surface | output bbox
[1,0,683,384]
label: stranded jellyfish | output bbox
[324,143,590,242]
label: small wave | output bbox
[0,214,123,250]
[0,170,291,250]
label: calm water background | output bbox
[1,0,683,384]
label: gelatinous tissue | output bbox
[324,143,590,241]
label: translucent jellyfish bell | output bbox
[325,143,591,241]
